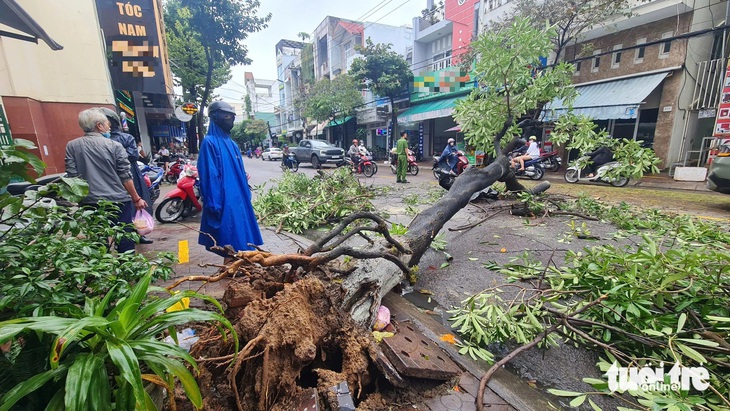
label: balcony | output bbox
[413,18,451,43]
[580,0,693,41]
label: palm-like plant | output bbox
[0,270,237,410]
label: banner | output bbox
[713,59,730,136]
[96,0,166,94]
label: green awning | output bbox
[398,96,462,124]
[328,116,354,127]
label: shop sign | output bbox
[96,0,166,94]
[713,60,730,136]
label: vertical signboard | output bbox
[713,60,730,137]
[96,0,166,93]
[418,122,424,159]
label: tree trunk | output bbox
[196,48,215,152]
[339,152,551,326]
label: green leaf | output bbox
[570,395,587,407]
[0,365,68,411]
[65,353,111,411]
[588,398,603,411]
[546,389,583,397]
[139,353,202,409]
[675,342,707,364]
[439,262,450,269]
[106,340,146,409]
[676,312,687,334]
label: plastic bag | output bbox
[373,305,391,331]
[163,328,199,352]
[133,209,155,235]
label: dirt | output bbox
[177,261,443,411]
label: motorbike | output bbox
[138,162,164,203]
[161,157,188,184]
[5,172,71,208]
[155,164,203,223]
[390,148,419,175]
[281,153,299,172]
[539,149,562,172]
[564,156,629,187]
[432,150,469,190]
[342,153,377,177]
[511,155,545,180]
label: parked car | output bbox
[707,143,730,194]
[289,139,345,169]
[262,147,284,161]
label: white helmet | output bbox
[448,138,455,144]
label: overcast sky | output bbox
[213,0,427,103]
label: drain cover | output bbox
[381,320,461,380]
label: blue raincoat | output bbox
[198,122,263,254]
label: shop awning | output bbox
[398,95,463,124]
[328,115,353,127]
[0,0,63,50]
[542,72,667,121]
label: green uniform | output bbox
[396,137,409,182]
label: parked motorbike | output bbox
[5,172,71,208]
[539,149,562,172]
[390,148,419,175]
[162,158,187,184]
[564,156,629,187]
[281,153,299,172]
[155,165,203,223]
[138,162,164,203]
[342,153,377,177]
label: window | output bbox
[634,38,646,64]
[591,49,601,73]
[574,61,581,76]
[611,44,622,68]
[659,31,672,58]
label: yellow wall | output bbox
[0,0,114,104]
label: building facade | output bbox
[0,0,175,174]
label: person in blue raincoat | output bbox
[198,101,263,260]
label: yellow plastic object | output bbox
[178,240,189,264]
[166,296,190,313]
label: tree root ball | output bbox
[185,274,378,411]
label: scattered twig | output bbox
[549,210,599,220]
[448,209,505,232]
[475,294,608,411]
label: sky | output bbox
[213,0,427,103]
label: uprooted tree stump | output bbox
[172,144,552,410]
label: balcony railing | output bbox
[430,56,452,72]
[690,58,725,110]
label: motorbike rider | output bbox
[511,135,540,171]
[358,140,370,156]
[281,144,292,169]
[348,139,361,170]
[438,138,458,175]
[585,145,614,178]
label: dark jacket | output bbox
[587,146,614,167]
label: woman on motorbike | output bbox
[438,138,458,175]
[511,136,540,170]
[281,144,292,169]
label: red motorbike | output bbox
[163,158,187,184]
[343,153,377,177]
[390,148,419,175]
[155,165,202,223]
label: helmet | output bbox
[99,107,120,126]
[352,139,358,144]
[448,138,455,144]
[208,101,236,115]
[529,135,537,141]
[283,144,288,148]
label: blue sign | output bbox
[418,122,424,158]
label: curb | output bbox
[382,293,561,411]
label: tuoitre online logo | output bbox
[606,362,710,393]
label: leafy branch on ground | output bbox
[252,168,377,234]
[449,198,730,411]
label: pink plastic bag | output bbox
[373,305,391,331]
[133,209,155,236]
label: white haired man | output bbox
[65,108,148,253]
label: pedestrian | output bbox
[65,107,148,253]
[101,108,154,244]
[158,145,170,173]
[396,131,410,183]
[197,101,263,262]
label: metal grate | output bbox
[690,58,725,110]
